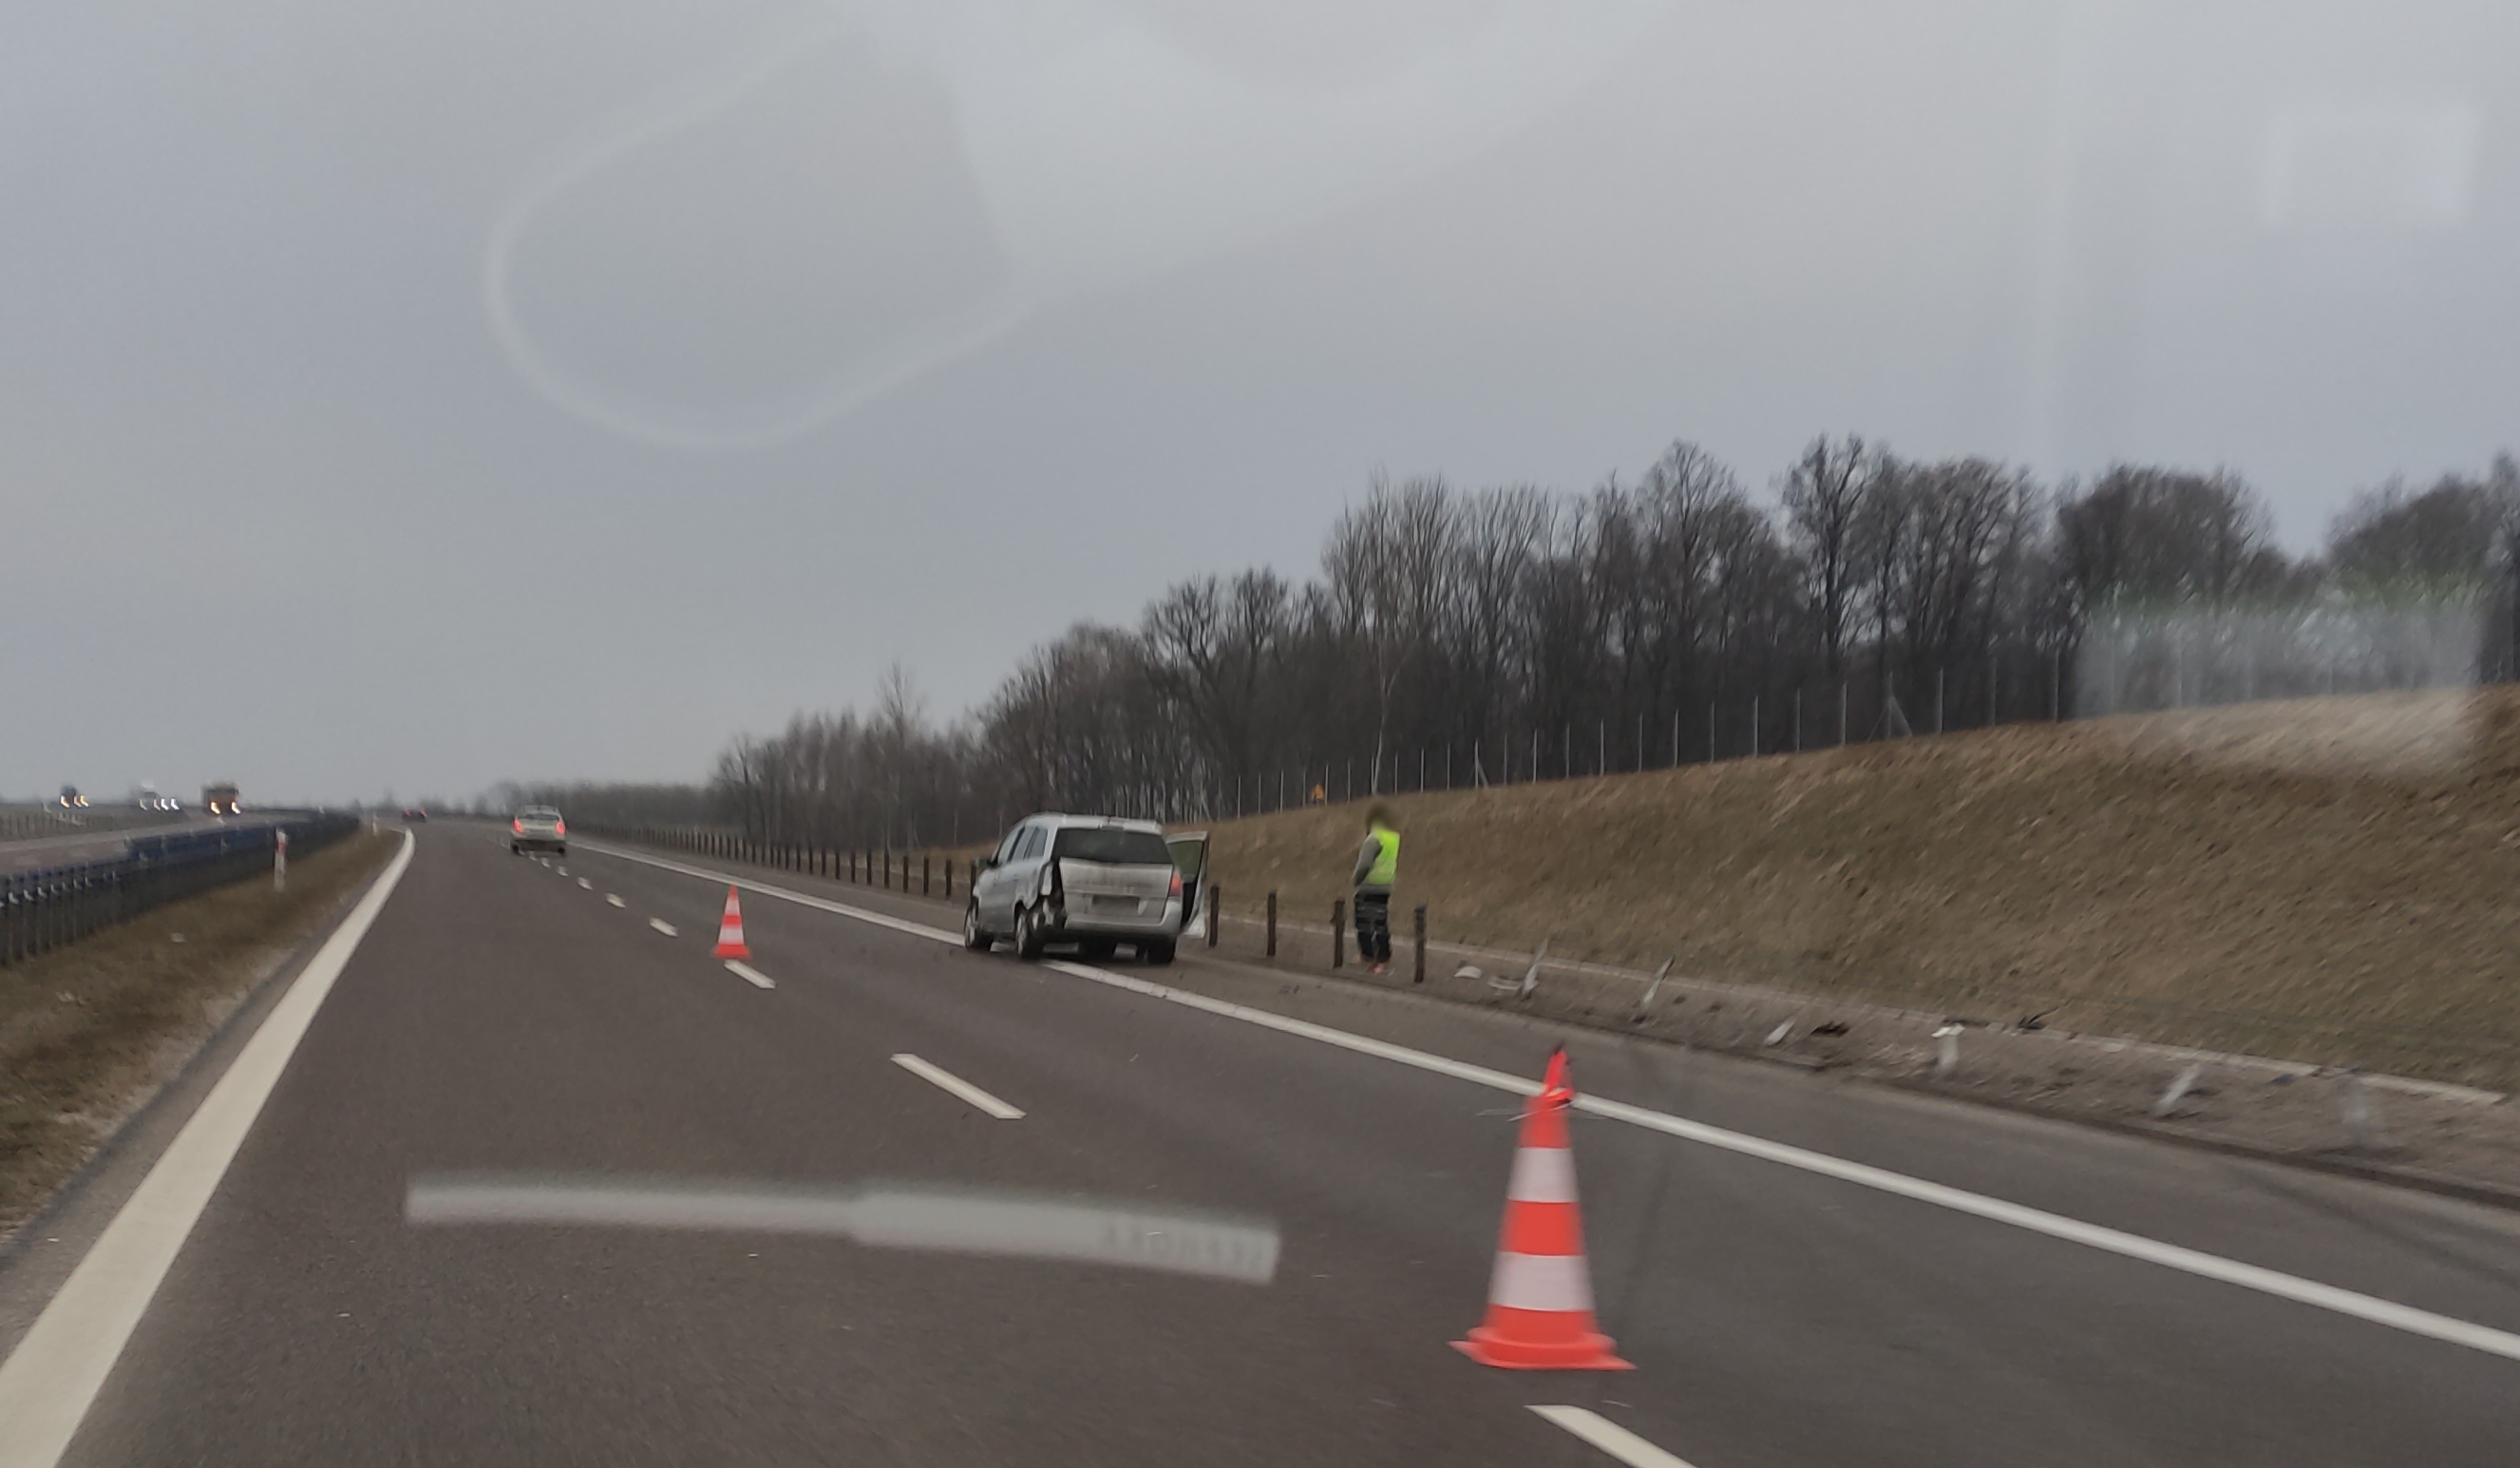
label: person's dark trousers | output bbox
[1355,892,1392,963]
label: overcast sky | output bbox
[6,1,2513,806]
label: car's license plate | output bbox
[1092,895,1138,912]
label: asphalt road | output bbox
[6,823,2520,1466]
[0,812,279,873]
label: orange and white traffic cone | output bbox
[712,886,751,960]
[1453,1048,1631,1370]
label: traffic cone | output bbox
[712,886,751,960]
[1453,1048,1631,1370]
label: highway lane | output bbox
[9,825,2520,1465]
[0,812,285,873]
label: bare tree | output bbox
[1779,433,1884,683]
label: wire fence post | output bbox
[1207,884,1221,946]
[1332,899,1346,969]
[1412,904,1427,983]
[1265,890,1278,958]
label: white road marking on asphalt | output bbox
[891,1054,1026,1119]
[577,840,2520,1365]
[556,866,568,876]
[725,961,774,990]
[1530,1407,1698,1468]
[578,878,592,889]
[606,893,625,907]
[0,831,417,1468]
[649,918,678,937]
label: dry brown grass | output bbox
[0,829,398,1234]
[1198,689,2520,1089]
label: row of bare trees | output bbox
[509,439,2520,846]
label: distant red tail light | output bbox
[553,819,566,836]
[512,818,524,833]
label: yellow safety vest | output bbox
[1366,828,1400,887]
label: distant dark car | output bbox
[402,807,429,822]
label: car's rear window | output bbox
[521,809,560,820]
[1052,828,1173,865]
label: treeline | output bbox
[510,438,2520,847]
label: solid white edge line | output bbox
[890,1054,1027,1119]
[1529,1406,1698,1468]
[724,961,774,990]
[578,840,2520,1365]
[0,829,418,1468]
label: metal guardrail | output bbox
[0,812,361,966]
[580,824,973,899]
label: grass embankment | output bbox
[1202,690,2520,1089]
[0,828,398,1236]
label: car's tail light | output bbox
[553,819,566,835]
[512,818,523,833]
[1168,871,1183,898]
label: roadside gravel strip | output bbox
[581,838,2520,1367]
[0,831,415,1468]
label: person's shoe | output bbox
[1369,963,1388,976]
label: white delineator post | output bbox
[274,830,288,892]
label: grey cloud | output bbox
[4,1,2513,804]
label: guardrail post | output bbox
[1412,904,1427,983]
[1207,884,1220,946]
[1265,890,1278,958]
[1332,900,1345,968]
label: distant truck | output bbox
[202,783,241,816]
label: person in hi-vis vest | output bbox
[1350,803,1402,974]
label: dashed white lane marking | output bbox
[606,893,625,907]
[891,1054,1026,1119]
[649,918,678,937]
[0,831,417,1468]
[724,961,774,990]
[578,878,592,890]
[556,866,569,876]
[575,841,2520,1366]
[1530,1407,1697,1468]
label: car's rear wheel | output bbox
[557,845,566,856]
[963,901,991,951]
[1014,905,1046,961]
[1142,940,1177,965]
